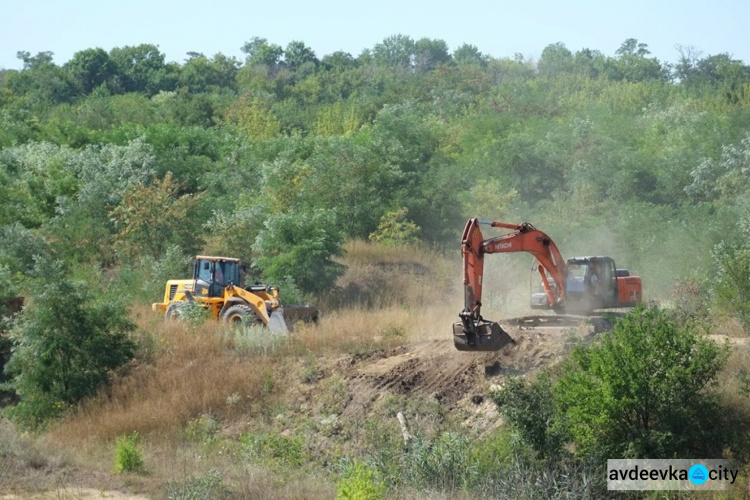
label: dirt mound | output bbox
[338,319,597,423]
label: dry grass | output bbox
[49,320,282,446]
[341,239,447,267]
[326,239,457,310]
[4,239,556,498]
[294,303,456,354]
[47,241,460,442]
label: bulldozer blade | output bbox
[268,308,289,334]
[452,320,514,352]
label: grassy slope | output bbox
[1,240,748,499]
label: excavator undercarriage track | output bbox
[453,313,627,352]
[505,314,590,328]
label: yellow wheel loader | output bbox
[152,256,316,333]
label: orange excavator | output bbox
[453,219,642,351]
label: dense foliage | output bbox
[493,305,734,461]
[1,35,749,434]
[0,37,748,304]
[2,259,135,428]
[1,37,749,299]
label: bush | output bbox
[240,431,306,470]
[368,208,420,246]
[252,208,345,295]
[711,240,750,330]
[114,432,144,474]
[555,304,729,459]
[491,372,564,459]
[165,469,228,500]
[183,414,219,444]
[3,259,135,429]
[337,461,386,500]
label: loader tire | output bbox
[165,301,188,322]
[222,304,262,326]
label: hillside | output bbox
[2,241,749,499]
[2,35,750,498]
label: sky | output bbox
[1,0,749,70]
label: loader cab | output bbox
[193,256,241,298]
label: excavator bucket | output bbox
[268,308,289,334]
[452,319,514,352]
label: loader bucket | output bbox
[453,319,514,352]
[268,308,289,334]
[282,304,320,330]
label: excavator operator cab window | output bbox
[566,264,587,293]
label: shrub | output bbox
[165,470,228,499]
[3,259,135,429]
[337,461,386,500]
[240,431,306,470]
[183,414,219,444]
[114,432,144,474]
[555,304,729,459]
[491,372,564,459]
[368,208,420,246]
[252,208,345,295]
[711,240,750,330]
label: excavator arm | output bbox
[455,219,568,351]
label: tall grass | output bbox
[327,240,456,310]
[49,319,282,444]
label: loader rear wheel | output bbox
[222,304,262,326]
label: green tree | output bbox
[373,35,415,68]
[252,209,345,294]
[3,259,135,428]
[413,38,452,74]
[17,51,55,69]
[537,42,574,76]
[109,44,176,95]
[285,41,318,72]
[65,48,116,95]
[109,172,205,260]
[6,51,77,106]
[241,37,284,68]
[610,38,668,82]
[555,305,729,458]
[368,207,420,245]
[178,53,239,92]
[321,51,358,72]
[453,44,487,67]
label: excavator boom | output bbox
[454,219,568,352]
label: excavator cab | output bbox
[564,257,617,312]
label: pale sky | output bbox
[1,0,748,69]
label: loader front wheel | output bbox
[165,301,188,322]
[222,304,261,326]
